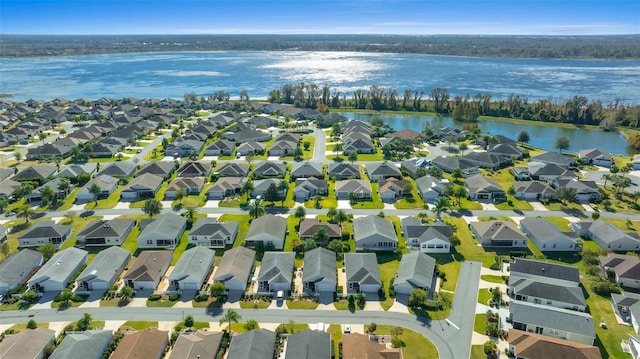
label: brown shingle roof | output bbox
[342,333,403,359]
[110,328,169,359]
[509,329,601,359]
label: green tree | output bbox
[348,151,358,164]
[241,180,254,199]
[312,227,329,244]
[17,204,35,223]
[264,183,280,203]
[57,177,71,197]
[63,211,77,225]
[37,243,56,261]
[14,151,22,162]
[76,313,93,331]
[277,180,289,207]
[175,189,186,204]
[142,198,162,217]
[517,130,530,145]
[248,199,266,219]
[58,289,74,306]
[556,186,577,204]
[294,146,304,160]
[244,319,259,331]
[39,185,55,207]
[210,281,227,298]
[433,196,450,219]
[27,319,38,329]
[458,143,468,155]
[183,206,198,226]
[428,166,443,179]
[327,239,349,258]
[0,241,10,258]
[335,209,349,225]
[0,197,7,212]
[184,314,195,328]
[303,239,317,252]
[333,143,343,159]
[89,183,102,204]
[219,309,241,333]
[120,286,133,299]
[294,206,306,220]
[554,136,570,153]
[452,168,463,183]
[408,288,428,308]
[303,141,311,151]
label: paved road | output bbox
[312,127,327,162]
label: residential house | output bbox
[136,161,176,180]
[97,161,137,180]
[328,162,360,180]
[226,329,275,359]
[121,173,163,200]
[177,161,212,178]
[251,178,286,199]
[342,333,404,359]
[628,334,640,359]
[49,330,113,359]
[431,156,479,176]
[0,224,6,244]
[531,152,575,167]
[509,276,587,312]
[600,253,640,289]
[214,163,249,177]
[137,213,187,248]
[0,249,43,296]
[298,219,342,242]
[508,329,602,359]
[223,126,270,143]
[611,292,640,334]
[291,162,323,179]
[463,151,511,170]
[572,220,640,251]
[28,247,88,292]
[164,177,204,198]
[169,331,223,359]
[252,161,287,178]
[353,215,397,251]
[509,258,581,288]
[25,178,71,203]
[245,214,287,250]
[237,141,266,156]
[76,174,119,202]
[123,250,172,290]
[245,115,279,128]
[18,220,72,248]
[294,178,328,202]
[554,178,601,202]
[88,141,120,158]
[464,174,506,200]
[345,253,381,294]
[110,328,169,359]
[470,220,529,248]
[512,181,556,200]
[378,177,409,202]
[415,175,448,203]
[76,218,135,247]
[257,252,295,294]
[164,139,204,157]
[0,179,21,199]
[364,162,402,181]
[13,165,57,185]
[401,217,453,253]
[488,143,523,159]
[302,247,337,295]
[168,246,215,291]
[213,247,256,292]
[268,138,298,157]
[343,136,375,154]
[284,330,331,359]
[206,177,247,199]
[76,246,130,292]
[509,301,596,345]
[57,163,96,179]
[510,167,531,181]
[204,139,236,156]
[335,179,372,200]
[527,162,574,182]
[394,252,436,295]
[0,327,56,359]
[579,148,613,167]
[189,217,239,248]
[519,218,582,252]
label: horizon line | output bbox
[2,33,639,37]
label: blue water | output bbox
[341,112,634,155]
[0,51,638,104]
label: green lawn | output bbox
[122,321,158,330]
[480,275,505,284]
[8,322,49,332]
[218,214,250,247]
[174,321,210,331]
[58,215,104,250]
[470,345,487,359]
[438,260,461,292]
[377,252,401,310]
[304,181,338,209]
[394,178,424,209]
[334,300,362,311]
[171,232,192,265]
[327,324,342,359]
[351,183,384,209]
[373,324,439,359]
[239,300,271,309]
[544,200,585,211]
[477,289,492,305]
[473,313,487,334]
[286,299,319,309]
[146,295,178,307]
[84,186,124,209]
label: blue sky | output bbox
[1,0,638,35]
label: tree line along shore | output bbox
[1,34,639,59]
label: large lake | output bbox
[1,51,639,103]
[341,113,634,155]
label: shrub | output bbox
[168,294,181,301]
[592,281,621,296]
[390,336,405,348]
[148,294,162,301]
[194,294,210,302]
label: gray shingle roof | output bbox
[167,246,215,283]
[246,214,287,241]
[353,215,397,244]
[77,218,135,239]
[511,278,585,306]
[139,213,187,240]
[190,217,238,238]
[509,301,595,339]
[395,252,436,291]
[227,329,276,359]
[76,246,130,284]
[509,258,580,284]
[285,330,331,359]
[520,218,578,245]
[303,247,337,287]
[345,253,380,285]
[257,252,295,285]
[49,330,112,359]
[29,247,87,285]
[169,331,223,359]
[0,327,56,359]
[0,249,43,291]
[18,220,71,239]
[213,246,255,284]
[123,251,172,283]
[587,220,640,245]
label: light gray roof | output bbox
[335,179,371,194]
[395,252,436,291]
[464,174,505,194]
[76,246,130,284]
[213,246,255,284]
[246,214,287,241]
[169,331,223,359]
[139,212,187,240]
[353,215,397,243]
[345,253,380,285]
[328,162,360,178]
[303,247,337,287]
[509,258,580,284]
[98,161,137,178]
[57,163,95,178]
[510,278,585,306]
[364,162,402,177]
[123,173,163,192]
[18,220,71,239]
[49,330,112,359]
[190,217,239,238]
[167,246,215,283]
[77,218,135,239]
[509,301,595,339]
[587,220,640,245]
[0,249,43,289]
[415,175,447,194]
[531,151,574,166]
[470,221,528,241]
[214,163,249,177]
[82,174,118,192]
[520,218,578,245]
[0,327,56,359]
[291,162,323,177]
[227,329,276,359]
[253,161,287,176]
[257,252,295,285]
[29,247,88,285]
[136,161,176,177]
[285,330,331,359]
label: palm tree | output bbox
[248,198,265,219]
[57,177,71,197]
[89,183,102,204]
[294,206,306,220]
[277,180,289,207]
[219,309,241,333]
[454,185,468,207]
[175,188,186,205]
[335,209,348,225]
[601,174,611,189]
[183,206,198,226]
[333,143,343,159]
[17,205,36,223]
[142,198,162,217]
[433,196,450,219]
[241,180,254,199]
